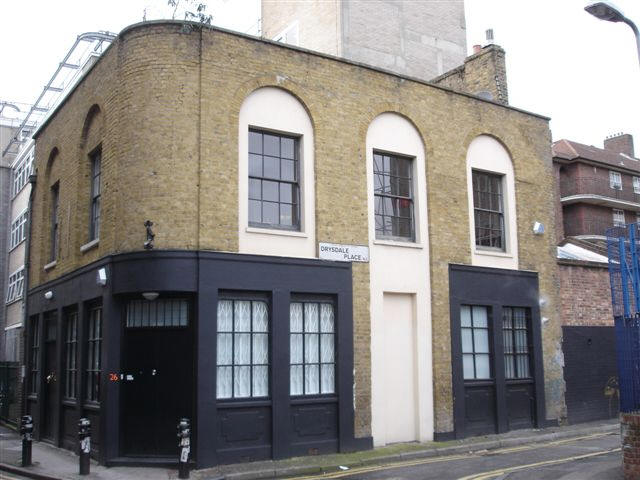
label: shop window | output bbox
[64,311,78,399]
[502,307,531,379]
[290,301,335,395]
[373,152,415,241]
[461,305,491,380]
[85,306,102,403]
[248,130,300,230]
[216,299,269,399]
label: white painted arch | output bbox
[466,135,519,270]
[238,87,316,258]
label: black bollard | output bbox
[20,415,33,467]
[177,418,191,479]
[78,418,91,475]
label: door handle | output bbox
[46,373,56,384]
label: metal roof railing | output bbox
[2,31,116,158]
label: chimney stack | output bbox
[604,133,635,157]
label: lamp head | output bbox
[585,2,625,23]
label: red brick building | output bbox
[553,133,636,424]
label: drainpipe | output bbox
[20,173,37,418]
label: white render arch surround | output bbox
[365,112,433,446]
[466,135,519,270]
[238,87,316,257]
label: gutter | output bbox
[20,173,37,416]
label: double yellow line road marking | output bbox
[287,432,617,480]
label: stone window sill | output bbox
[80,238,99,253]
[44,260,57,271]
[245,227,308,238]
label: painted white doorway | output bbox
[382,292,418,443]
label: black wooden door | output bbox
[42,317,58,441]
[122,326,193,456]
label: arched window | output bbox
[466,135,518,269]
[238,87,315,258]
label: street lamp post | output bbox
[585,1,640,67]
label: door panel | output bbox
[122,324,193,456]
[382,293,417,444]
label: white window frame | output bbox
[11,149,34,198]
[613,208,626,226]
[9,210,28,250]
[6,268,25,304]
[633,176,640,194]
[610,171,622,190]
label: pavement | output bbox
[0,419,621,480]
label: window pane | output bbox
[233,301,250,331]
[290,365,303,395]
[234,366,251,397]
[249,131,262,154]
[321,364,335,394]
[460,306,472,327]
[290,334,303,363]
[472,306,488,327]
[263,156,280,179]
[461,328,473,353]
[473,328,489,353]
[262,180,278,202]
[249,200,261,223]
[281,137,295,159]
[280,183,293,203]
[217,333,232,364]
[253,301,268,332]
[475,354,491,379]
[305,303,319,332]
[253,365,268,397]
[463,354,475,379]
[305,334,319,363]
[218,300,233,332]
[305,364,319,394]
[517,355,530,378]
[264,134,279,156]
[249,153,262,176]
[263,202,279,224]
[321,334,334,362]
[505,355,515,379]
[281,159,295,182]
[217,366,232,399]
[249,178,261,199]
[320,304,334,332]
[235,334,251,364]
[290,303,303,332]
[280,204,293,226]
[253,334,268,364]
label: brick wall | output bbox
[30,22,563,435]
[558,261,612,326]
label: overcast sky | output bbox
[1,0,638,149]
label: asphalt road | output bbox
[286,432,622,480]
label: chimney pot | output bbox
[473,44,482,54]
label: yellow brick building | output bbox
[25,21,564,467]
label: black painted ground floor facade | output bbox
[449,264,547,438]
[25,250,370,468]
